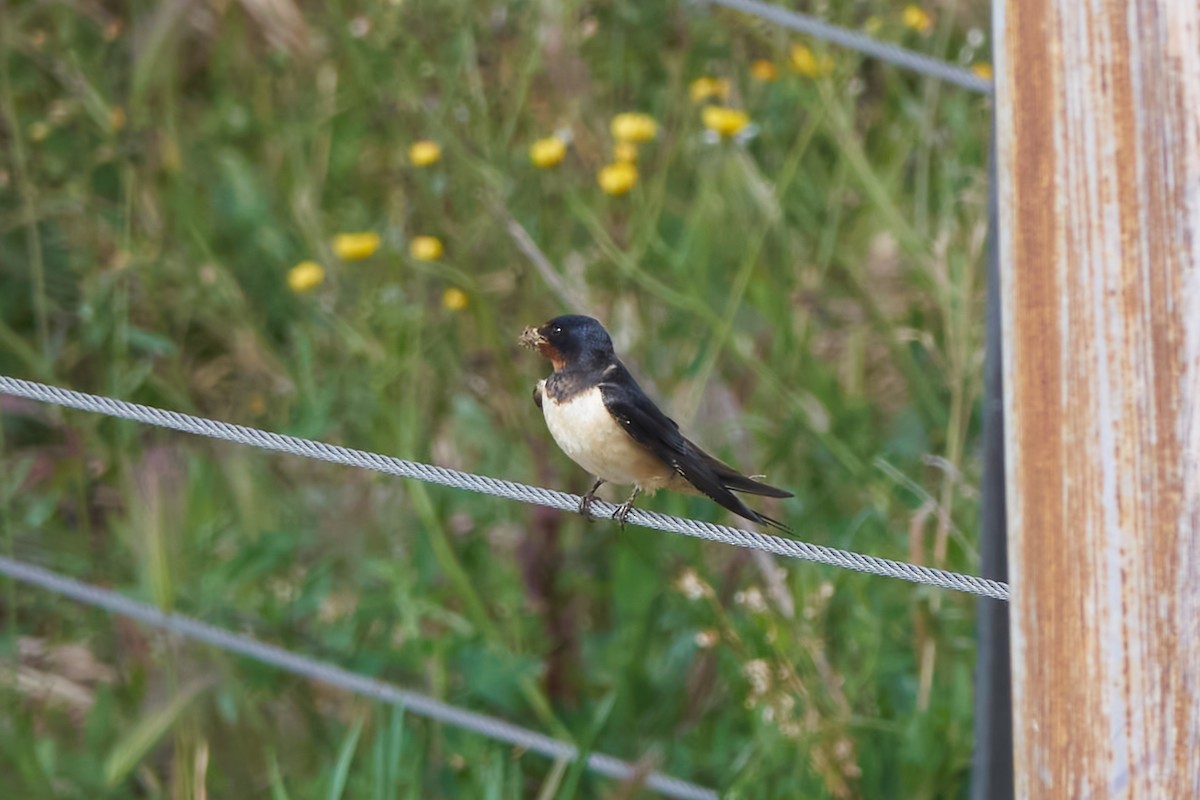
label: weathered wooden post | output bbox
[994,1,1200,795]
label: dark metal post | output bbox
[970,125,1013,800]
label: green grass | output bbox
[1,0,993,797]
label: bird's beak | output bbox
[519,324,566,369]
[518,325,547,350]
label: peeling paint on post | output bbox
[994,1,1200,795]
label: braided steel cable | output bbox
[0,376,1009,601]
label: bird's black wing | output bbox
[695,450,793,498]
[599,370,790,532]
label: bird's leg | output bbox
[612,487,642,528]
[578,478,605,519]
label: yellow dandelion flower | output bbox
[442,287,468,311]
[971,62,994,81]
[903,5,933,34]
[790,44,834,78]
[598,162,638,196]
[529,136,567,168]
[409,140,442,166]
[332,232,381,261]
[410,235,444,261]
[613,140,638,164]
[287,260,325,293]
[750,60,779,82]
[689,77,731,103]
[701,106,750,138]
[610,112,657,144]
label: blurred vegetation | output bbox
[0,0,993,797]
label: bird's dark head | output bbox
[519,314,615,371]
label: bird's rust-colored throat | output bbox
[518,325,566,371]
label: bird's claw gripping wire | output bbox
[612,488,641,529]
[578,478,604,520]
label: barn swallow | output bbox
[519,314,792,531]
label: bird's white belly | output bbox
[540,383,674,490]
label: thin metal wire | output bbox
[0,376,1009,601]
[704,0,993,95]
[0,556,715,800]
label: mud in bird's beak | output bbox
[519,324,565,369]
[518,325,547,350]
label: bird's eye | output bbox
[552,326,562,335]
